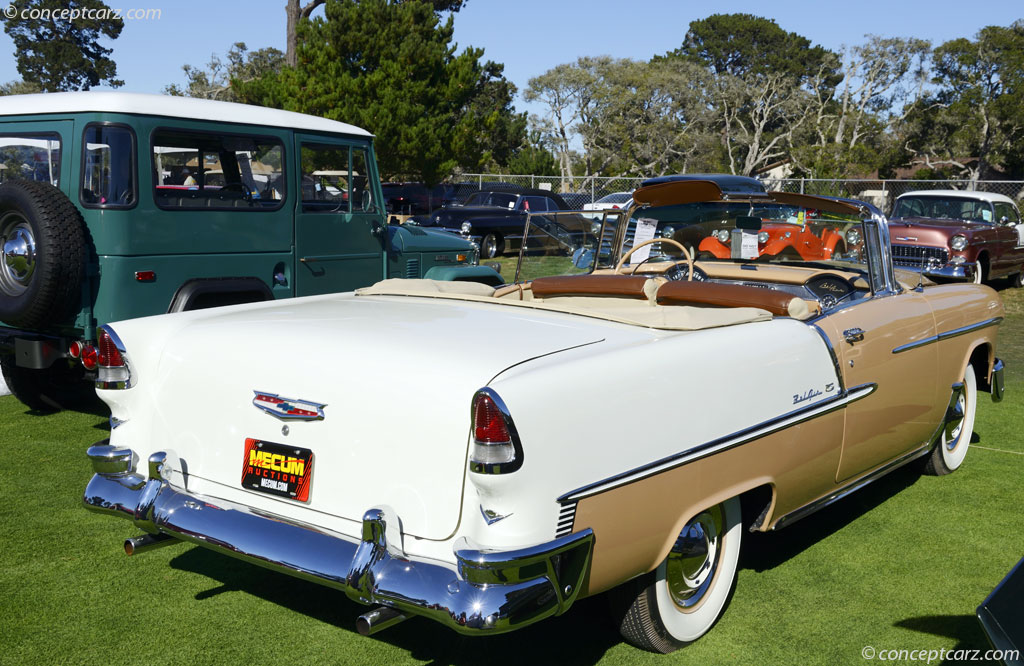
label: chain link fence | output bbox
[457,174,645,208]
[764,179,1024,213]
[459,174,1024,212]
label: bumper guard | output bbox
[83,443,594,635]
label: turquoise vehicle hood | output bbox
[390,223,475,252]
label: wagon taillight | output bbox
[470,389,523,474]
[95,326,132,390]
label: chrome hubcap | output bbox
[0,217,36,296]
[945,389,966,451]
[666,506,724,609]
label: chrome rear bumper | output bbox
[83,443,594,635]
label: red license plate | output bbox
[241,438,314,502]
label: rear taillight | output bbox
[470,389,522,474]
[95,326,132,390]
[68,340,83,359]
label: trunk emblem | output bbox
[253,391,327,421]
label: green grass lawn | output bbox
[1,286,1022,665]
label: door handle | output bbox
[843,327,865,343]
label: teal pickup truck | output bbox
[0,92,498,410]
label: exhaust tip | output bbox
[356,606,406,636]
[124,533,176,556]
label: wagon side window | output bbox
[300,143,352,213]
[0,133,61,186]
[81,125,135,208]
[151,130,285,211]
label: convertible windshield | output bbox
[514,201,868,283]
[892,196,993,223]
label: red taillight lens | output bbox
[94,326,132,390]
[474,394,511,444]
[470,391,521,473]
[68,340,83,359]
[81,346,98,370]
[97,329,124,368]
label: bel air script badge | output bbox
[252,391,327,421]
[793,383,836,405]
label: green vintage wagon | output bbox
[0,92,497,409]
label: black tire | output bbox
[1013,270,1024,288]
[1,355,99,412]
[0,181,87,328]
[480,233,503,259]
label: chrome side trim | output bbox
[810,323,845,392]
[772,444,930,530]
[892,317,1003,354]
[558,384,877,503]
[83,443,594,635]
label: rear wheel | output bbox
[480,233,502,259]
[1013,270,1024,288]
[1,356,97,412]
[613,497,742,653]
[924,364,976,475]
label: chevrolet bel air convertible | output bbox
[83,175,1006,654]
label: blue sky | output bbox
[0,0,1021,117]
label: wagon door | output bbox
[816,292,940,483]
[294,136,386,295]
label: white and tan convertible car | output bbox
[83,174,1006,654]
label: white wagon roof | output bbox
[895,189,1016,205]
[0,91,372,137]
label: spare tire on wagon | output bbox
[0,180,87,328]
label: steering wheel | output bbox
[615,237,695,281]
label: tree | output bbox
[2,0,123,91]
[0,80,43,96]
[165,43,284,102]
[903,21,1024,182]
[792,35,931,178]
[238,0,520,185]
[505,130,559,177]
[524,60,599,185]
[668,13,835,80]
[285,0,467,67]
[660,14,842,177]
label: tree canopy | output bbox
[236,0,523,185]
[164,43,284,102]
[902,21,1024,181]
[2,0,123,91]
